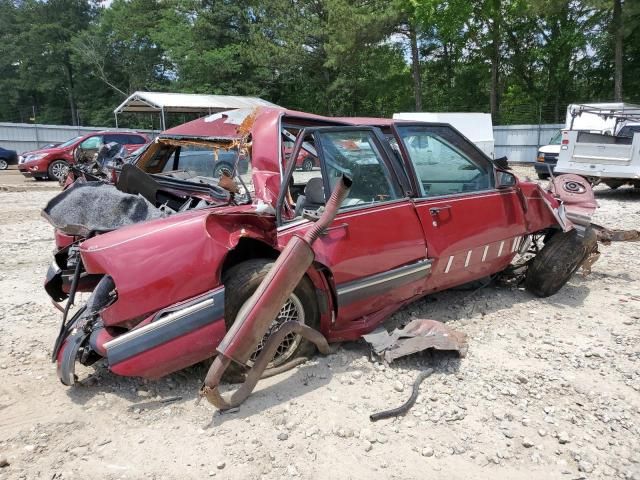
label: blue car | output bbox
[0,146,18,170]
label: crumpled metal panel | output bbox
[362,319,468,363]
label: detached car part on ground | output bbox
[41,108,637,405]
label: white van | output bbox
[555,103,640,188]
[393,112,495,158]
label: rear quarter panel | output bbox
[80,211,229,326]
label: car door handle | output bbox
[320,223,348,236]
[429,205,452,216]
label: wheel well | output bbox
[220,237,279,277]
[220,238,338,318]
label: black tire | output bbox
[524,228,597,297]
[0,158,8,170]
[213,161,234,178]
[537,172,550,180]
[48,160,69,181]
[222,259,320,375]
[302,158,314,171]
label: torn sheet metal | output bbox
[362,319,468,363]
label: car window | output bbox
[549,130,562,145]
[315,129,399,208]
[159,145,245,179]
[618,126,640,138]
[396,126,491,197]
[104,134,125,144]
[59,136,83,148]
[79,136,103,149]
[169,146,216,177]
[127,134,146,145]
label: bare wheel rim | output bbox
[214,163,233,178]
[51,162,68,180]
[0,159,7,170]
[244,292,306,369]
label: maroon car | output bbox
[43,107,600,386]
[19,131,149,181]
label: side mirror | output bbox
[496,170,517,189]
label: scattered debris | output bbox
[362,319,468,363]
[370,368,434,422]
[591,223,640,244]
[126,395,182,411]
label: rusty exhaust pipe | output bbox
[201,175,352,409]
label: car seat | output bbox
[294,177,325,217]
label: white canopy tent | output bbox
[113,91,278,129]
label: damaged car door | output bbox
[393,123,528,291]
[278,127,429,331]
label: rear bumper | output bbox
[105,287,227,379]
[554,170,640,180]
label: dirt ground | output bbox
[0,166,639,480]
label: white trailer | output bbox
[393,112,495,158]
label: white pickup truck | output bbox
[555,104,640,189]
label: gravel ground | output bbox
[0,166,639,479]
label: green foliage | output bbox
[0,0,638,128]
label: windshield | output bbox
[548,130,562,145]
[58,136,83,148]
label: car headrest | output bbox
[304,177,325,205]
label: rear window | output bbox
[127,134,147,144]
[618,126,640,138]
[104,134,126,144]
[104,133,146,144]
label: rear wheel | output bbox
[48,160,69,181]
[0,159,8,170]
[524,228,597,297]
[222,259,320,376]
[302,158,314,171]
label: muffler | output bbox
[200,175,352,409]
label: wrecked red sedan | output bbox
[43,107,600,386]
